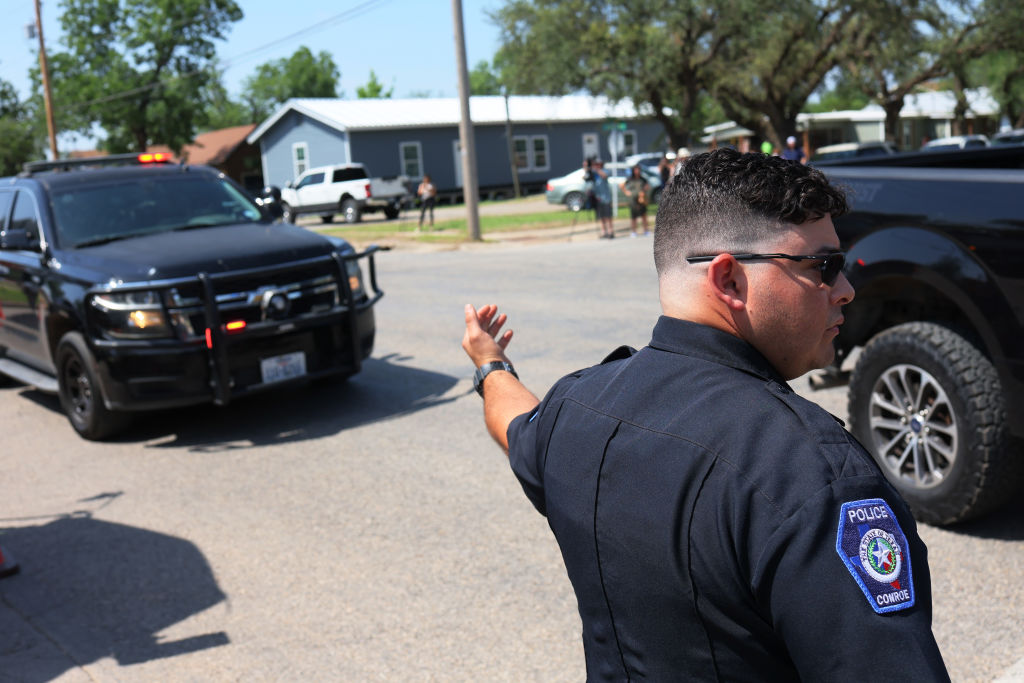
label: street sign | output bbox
[607,130,624,156]
[602,121,627,131]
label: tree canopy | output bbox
[492,0,753,149]
[469,60,503,96]
[44,0,243,153]
[0,77,42,174]
[492,0,1024,148]
[241,46,340,122]
[356,70,394,99]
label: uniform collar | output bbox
[649,316,791,387]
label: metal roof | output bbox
[700,88,1001,142]
[247,95,647,143]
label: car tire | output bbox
[341,199,361,224]
[564,192,585,212]
[320,213,335,224]
[281,202,295,223]
[56,331,129,441]
[848,322,1020,525]
[383,205,400,220]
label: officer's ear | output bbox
[706,255,747,312]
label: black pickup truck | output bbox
[0,154,384,440]
[818,154,1024,525]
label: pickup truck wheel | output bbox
[383,205,400,220]
[341,199,361,224]
[565,192,585,212]
[56,332,129,440]
[848,322,1018,525]
[280,202,295,223]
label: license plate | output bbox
[260,351,306,384]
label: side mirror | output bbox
[285,180,294,189]
[0,229,37,250]
[256,186,285,220]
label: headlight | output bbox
[90,290,173,339]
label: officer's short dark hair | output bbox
[653,148,848,276]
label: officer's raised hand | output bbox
[462,304,538,452]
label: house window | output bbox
[400,142,422,178]
[513,135,550,172]
[292,142,309,180]
[513,136,529,169]
[622,130,637,158]
[531,136,549,171]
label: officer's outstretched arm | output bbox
[462,304,539,452]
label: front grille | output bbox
[164,262,342,339]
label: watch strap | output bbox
[473,361,517,396]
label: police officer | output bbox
[461,148,948,680]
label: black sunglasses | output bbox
[685,252,847,286]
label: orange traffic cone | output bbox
[0,544,19,578]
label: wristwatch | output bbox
[473,361,517,397]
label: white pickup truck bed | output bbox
[280,163,411,223]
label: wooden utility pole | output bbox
[504,92,521,199]
[33,0,59,159]
[451,0,481,241]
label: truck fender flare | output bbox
[843,225,1015,369]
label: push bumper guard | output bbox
[85,245,386,408]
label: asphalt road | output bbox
[1,235,1022,681]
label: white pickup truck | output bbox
[279,163,411,224]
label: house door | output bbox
[582,133,599,161]
[452,140,462,189]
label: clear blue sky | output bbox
[0,0,503,118]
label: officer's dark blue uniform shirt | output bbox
[506,316,948,681]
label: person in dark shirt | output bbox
[461,148,948,680]
[781,135,806,163]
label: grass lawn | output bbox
[313,199,636,245]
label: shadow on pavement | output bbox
[133,353,461,451]
[0,511,227,680]
[940,494,1024,541]
[13,354,460,451]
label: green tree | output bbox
[0,78,42,174]
[199,67,251,130]
[356,70,394,99]
[806,75,870,114]
[45,0,243,153]
[242,46,340,121]
[839,0,1024,145]
[710,1,887,150]
[469,60,503,95]
[971,51,1024,128]
[492,0,755,149]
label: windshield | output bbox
[50,175,265,248]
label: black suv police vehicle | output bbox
[0,154,383,440]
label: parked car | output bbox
[818,162,1024,525]
[992,128,1024,145]
[921,134,990,151]
[625,151,674,171]
[810,141,897,162]
[545,163,663,212]
[0,153,384,440]
[278,163,411,224]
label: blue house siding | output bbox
[260,111,351,187]
[256,107,667,196]
[349,128,458,187]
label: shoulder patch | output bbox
[835,499,915,614]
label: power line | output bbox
[60,0,392,111]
